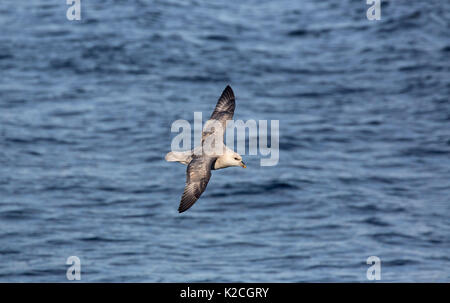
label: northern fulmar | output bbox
[165,85,246,213]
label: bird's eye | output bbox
[234,157,239,160]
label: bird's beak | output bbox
[240,161,246,168]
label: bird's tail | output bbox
[165,150,192,165]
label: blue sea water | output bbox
[0,0,449,282]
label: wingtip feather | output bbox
[222,85,234,98]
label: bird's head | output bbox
[225,152,246,168]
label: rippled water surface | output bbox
[0,0,449,282]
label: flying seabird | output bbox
[165,85,246,213]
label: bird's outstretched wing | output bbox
[210,85,235,123]
[178,155,216,213]
[202,85,235,141]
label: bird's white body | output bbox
[165,145,244,170]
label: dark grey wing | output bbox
[202,85,235,141]
[178,155,215,213]
[210,85,235,122]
